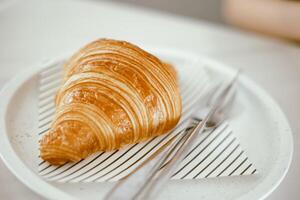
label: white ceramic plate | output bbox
[0,47,293,200]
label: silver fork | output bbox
[105,70,239,200]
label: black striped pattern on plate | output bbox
[37,60,257,182]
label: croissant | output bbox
[40,39,182,165]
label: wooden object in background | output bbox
[223,0,300,41]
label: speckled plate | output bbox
[0,47,293,200]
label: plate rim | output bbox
[0,47,293,200]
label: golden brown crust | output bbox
[40,39,182,165]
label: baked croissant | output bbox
[40,39,182,165]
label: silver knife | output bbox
[105,71,239,200]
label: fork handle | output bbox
[135,119,207,200]
[104,127,188,200]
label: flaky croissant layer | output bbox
[40,39,182,165]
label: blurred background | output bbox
[2,0,300,40]
[103,0,224,23]
[101,0,300,41]
[0,0,299,199]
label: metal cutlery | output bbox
[105,70,239,200]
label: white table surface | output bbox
[0,0,299,199]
